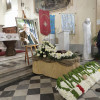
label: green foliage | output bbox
[63,74,75,88]
[92,35,97,42]
[71,89,80,99]
[57,77,71,91]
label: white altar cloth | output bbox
[0,33,19,41]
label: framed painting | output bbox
[16,18,39,46]
[35,0,72,13]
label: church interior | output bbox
[0,0,100,100]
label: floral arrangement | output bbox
[35,41,76,60]
[56,61,100,100]
[36,41,56,58]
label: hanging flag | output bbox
[61,14,75,34]
[39,9,51,36]
[50,15,55,34]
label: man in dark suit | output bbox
[20,24,38,45]
[97,30,100,54]
[95,30,100,92]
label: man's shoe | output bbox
[95,88,100,92]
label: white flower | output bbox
[33,52,36,56]
[91,65,97,70]
[56,87,77,100]
[85,76,95,87]
[37,53,40,56]
[43,55,46,58]
[87,69,93,73]
[56,53,61,59]
[79,80,90,93]
[66,92,77,100]
[43,41,45,43]
[66,51,73,57]
[72,82,77,87]
[97,70,100,80]
[54,48,57,52]
[95,63,100,68]
[74,87,82,96]
[90,74,97,82]
[38,46,41,50]
[78,73,83,77]
[72,75,79,80]
[40,51,42,53]
[60,81,70,88]
[49,49,52,52]
[35,49,38,51]
[61,53,65,57]
[46,41,49,43]
[50,53,56,58]
[51,53,55,57]
[90,72,100,82]
[45,48,48,51]
[42,46,45,48]
[56,88,68,99]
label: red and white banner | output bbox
[39,9,51,36]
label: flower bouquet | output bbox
[34,41,77,63]
[56,61,100,100]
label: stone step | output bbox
[0,65,32,78]
[0,68,33,87]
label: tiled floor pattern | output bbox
[0,75,100,100]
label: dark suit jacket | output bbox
[97,31,100,48]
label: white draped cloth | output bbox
[61,14,75,34]
[83,21,92,60]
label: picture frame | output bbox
[34,0,72,13]
[16,18,39,46]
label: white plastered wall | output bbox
[0,0,97,45]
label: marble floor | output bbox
[0,52,32,72]
[0,74,100,100]
[0,53,100,100]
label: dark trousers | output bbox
[98,47,100,54]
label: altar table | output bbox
[0,33,19,56]
[32,60,80,79]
